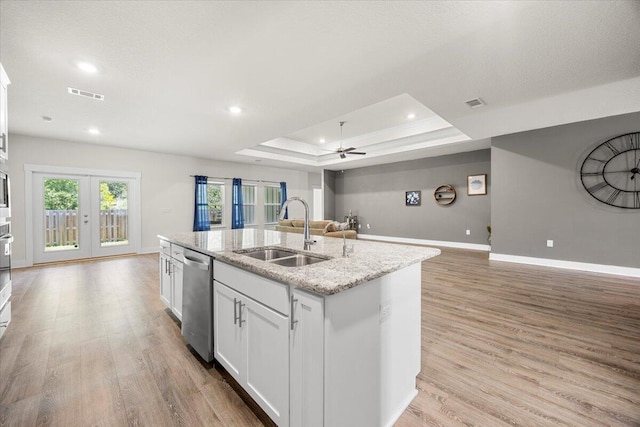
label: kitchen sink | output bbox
[235,247,329,267]
[238,248,298,261]
[269,254,328,267]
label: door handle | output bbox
[290,295,298,330]
[233,298,239,325]
[183,255,209,271]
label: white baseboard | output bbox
[357,234,491,251]
[12,259,29,269]
[489,253,640,278]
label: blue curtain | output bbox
[193,175,210,231]
[231,178,244,229]
[280,181,288,220]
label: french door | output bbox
[33,172,138,263]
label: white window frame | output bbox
[264,185,282,225]
[207,181,225,228]
[242,183,257,226]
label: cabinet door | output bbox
[244,296,289,427]
[171,260,183,321]
[213,281,244,382]
[159,254,171,308]
[290,289,324,427]
[0,81,7,161]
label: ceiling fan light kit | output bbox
[335,121,367,159]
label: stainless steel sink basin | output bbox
[238,248,297,261]
[269,254,328,267]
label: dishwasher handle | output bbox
[183,255,210,271]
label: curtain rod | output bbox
[190,175,281,185]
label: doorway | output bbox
[26,165,141,265]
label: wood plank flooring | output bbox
[1,249,639,426]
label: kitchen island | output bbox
[158,229,439,427]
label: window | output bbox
[207,182,224,226]
[242,184,256,225]
[264,186,282,224]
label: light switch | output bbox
[466,229,471,235]
[547,240,554,248]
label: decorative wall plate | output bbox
[434,185,456,205]
[580,132,640,209]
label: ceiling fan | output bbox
[334,121,366,159]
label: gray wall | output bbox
[323,170,336,220]
[491,111,640,268]
[333,150,491,244]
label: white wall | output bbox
[8,134,314,266]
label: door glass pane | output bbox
[100,181,129,247]
[44,178,79,251]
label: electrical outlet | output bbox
[358,223,361,229]
[466,229,471,235]
[547,240,554,248]
[366,224,371,229]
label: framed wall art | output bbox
[405,190,421,206]
[467,174,487,196]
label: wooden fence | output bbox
[44,209,128,247]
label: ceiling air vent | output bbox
[68,87,105,101]
[465,98,485,108]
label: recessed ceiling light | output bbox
[41,116,53,122]
[319,138,325,143]
[88,128,100,135]
[77,62,98,73]
[228,106,242,115]
[407,113,416,120]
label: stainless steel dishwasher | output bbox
[182,248,214,362]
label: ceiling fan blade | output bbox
[347,151,367,155]
[343,147,358,152]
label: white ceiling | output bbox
[1,1,639,172]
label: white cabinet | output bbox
[214,262,290,427]
[290,263,422,427]
[290,289,324,427]
[158,240,184,320]
[0,301,10,341]
[171,255,183,320]
[0,63,10,162]
[213,280,244,377]
[159,252,171,307]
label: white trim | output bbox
[140,246,160,254]
[357,234,491,251]
[489,253,640,278]
[24,164,142,267]
[24,163,141,179]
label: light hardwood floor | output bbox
[1,249,639,426]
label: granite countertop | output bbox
[158,229,440,295]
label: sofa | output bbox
[275,219,357,239]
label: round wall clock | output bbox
[434,185,456,206]
[580,131,640,209]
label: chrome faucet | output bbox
[279,197,316,250]
[336,222,353,258]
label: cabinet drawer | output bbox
[0,280,10,310]
[215,261,289,315]
[160,239,171,256]
[170,244,184,262]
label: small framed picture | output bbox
[405,190,421,206]
[467,174,487,196]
